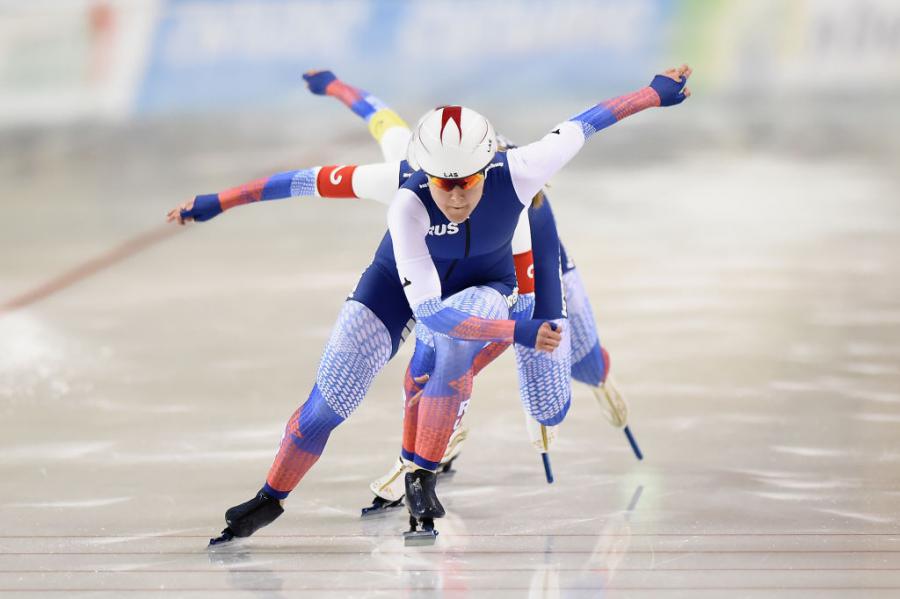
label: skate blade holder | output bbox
[404,516,438,546]
[404,529,438,546]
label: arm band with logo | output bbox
[514,250,535,294]
[216,165,359,210]
[182,162,402,222]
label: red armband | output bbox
[514,250,535,294]
[316,165,358,198]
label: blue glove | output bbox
[649,73,689,106]
[513,319,557,348]
[303,70,336,95]
[180,194,222,222]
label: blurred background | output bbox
[2,0,899,297]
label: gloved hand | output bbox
[303,70,337,95]
[514,319,562,352]
[649,64,692,106]
[179,194,222,223]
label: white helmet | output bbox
[407,105,497,178]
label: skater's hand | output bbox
[166,194,222,225]
[649,64,692,106]
[514,319,563,352]
[166,197,194,225]
[303,70,337,95]
[535,321,562,352]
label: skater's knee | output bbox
[443,286,509,320]
[433,334,482,367]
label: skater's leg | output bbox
[562,255,641,456]
[400,286,517,469]
[264,299,393,498]
[367,291,530,514]
[212,262,413,543]
[400,293,532,468]
[409,336,479,470]
[407,286,509,470]
[563,266,609,387]
[401,335,436,462]
[514,317,572,426]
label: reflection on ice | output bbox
[0,312,68,401]
[0,440,116,462]
[771,446,853,458]
[815,508,895,524]
[6,496,131,508]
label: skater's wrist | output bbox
[303,69,338,95]
[180,194,222,222]
[513,319,544,348]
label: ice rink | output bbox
[2,105,899,597]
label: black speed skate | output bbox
[403,469,444,546]
[208,489,284,547]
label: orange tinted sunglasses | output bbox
[428,171,484,192]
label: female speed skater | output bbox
[299,69,646,511]
[169,65,691,545]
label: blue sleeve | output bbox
[528,198,566,319]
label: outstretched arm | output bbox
[166,162,402,224]
[303,70,412,162]
[509,65,692,203]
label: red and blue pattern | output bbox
[303,70,384,121]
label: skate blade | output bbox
[403,529,438,546]
[360,499,404,519]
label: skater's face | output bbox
[428,174,485,224]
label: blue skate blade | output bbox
[403,529,438,546]
[207,528,240,549]
[624,426,643,460]
[360,497,404,519]
[541,452,554,484]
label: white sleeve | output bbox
[511,208,532,255]
[507,121,586,205]
[350,162,403,205]
[387,189,442,308]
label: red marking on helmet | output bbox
[439,106,463,145]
